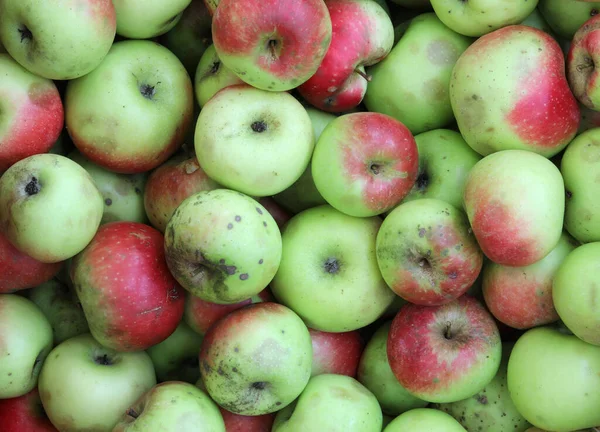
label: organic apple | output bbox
[309,328,363,377]
[383,408,466,431]
[539,0,600,39]
[211,0,332,92]
[0,153,104,263]
[194,44,245,108]
[112,0,192,39]
[219,408,275,431]
[0,388,57,432]
[65,40,194,174]
[568,15,600,110]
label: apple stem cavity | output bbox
[355,68,372,82]
[415,171,429,190]
[18,25,32,42]
[369,163,382,175]
[210,61,220,74]
[251,381,267,390]
[94,353,113,366]
[418,257,431,270]
[251,120,268,133]
[25,177,41,196]
[577,57,595,73]
[266,38,281,60]
[324,257,341,274]
[126,408,140,419]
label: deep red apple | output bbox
[0,387,57,432]
[219,407,275,432]
[309,328,363,377]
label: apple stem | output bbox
[127,408,139,419]
[444,321,453,340]
[355,69,372,82]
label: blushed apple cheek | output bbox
[83,0,117,30]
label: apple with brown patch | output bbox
[568,14,600,111]
[0,388,57,432]
[309,328,363,377]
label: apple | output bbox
[112,0,191,39]
[539,0,600,39]
[0,54,64,173]
[113,381,225,431]
[270,205,396,332]
[0,153,104,264]
[568,15,600,110]
[357,321,428,416]
[199,302,313,415]
[0,388,57,432]
[0,294,53,398]
[463,150,565,267]
[297,0,394,112]
[363,13,472,134]
[65,40,194,174]
[38,333,156,431]
[194,44,245,108]
[450,25,580,157]
[311,112,418,217]
[387,295,502,403]
[164,189,282,304]
[383,408,466,431]
[194,84,314,197]
[219,408,275,431]
[256,198,292,230]
[507,326,600,431]
[211,0,332,92]
[309,328,363,377]
[520,7,556,35]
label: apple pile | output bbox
[3,0,600,431]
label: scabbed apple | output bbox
[199,302,313,415]
[194,44,245,108]
[383,408,466,431]
[450,25,580,157]
[298,0,394,112]
[568,15,600,110]
[112,0,192,39]
[463,150,565,266]
[0,153,104,264]
[66,40,194,174]
[309,328,363,377]
[219,408,275,431]
[539,0,600,39]
[311,112,418,217]
[71,221,185,352]
[387,295,502,403]
[0,388,57,432]
[211,0,332,92]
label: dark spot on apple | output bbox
[202,360,211,374]
[566,190,572,199]
[256,207,263,215]
[418,228,426,238]
[135,187,141,194]
[324,257,340,274]
[18,25,32,42]
[232,367,238,372]
[105,198,112,206]
[251,121,267,133]
[25,177,41,195]
[415,170,429,190]
[240,273,249,280]
[234,347,239,352]
[210,61,220,74]
[324,96,335,106]
[94,353,113,366]
[472,94,479,100]
[227,223,233,229]
[259,259,263,264]
[263,221,267,227]
[476,394,488,405]
[251,381,267,390]
[235,215,241,222]
[7,373,11,376]
[418,257,431,270]
[217,366,225,376]
[219,259,226,264]
[139,83,157,100]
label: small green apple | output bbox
[194,44,244,108]
[539,0,600,39]
[112,0,192,39]
[383,408,466,431]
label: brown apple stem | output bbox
[577,58,595,73]
[355,69,372,82]
[444,321,453,340]
[127,409,139,419]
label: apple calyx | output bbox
[265,37,283,61]
[18,25,33,43]
[251,120,268,133]
[93,353,114,366]
[139,83,157,100]
[25,177,41,195]
[126,408,140,419]
[323,257,341,274]
[251,381,268,390]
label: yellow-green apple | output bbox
[0,153,104,263]
[364,13,471,134]
[482,232,577,330]
[387,295,502,403]
[376,199,483,306]
[507,326,600,431]
[219,408,275,431]
[0,0,116,80]
[143,154,221,233]
[0,54,63,173]
[113,381,225,431]
[165,189,282,304]
[383,408,466,431]
[0,231,62,293]
[65,40,194,174]
[539,0,600,39]
[0,294,53,398]
[71,222,185,351]
[38,333,156,431]
[311,112,418,217]
[561,128,600,242]
[211,0,332,92]
[357,321,428,416]
[272,374,382,432]
[568,15,600,110]
[298,0,394,112]
[309,328,363,377]
[199,302,312,415]
[194,44,244,107]
[112,0,191,39]
[0,388,57,432]
[270,205,396,332]
[194,85,314,196]
[463,150,565,266]
[450,25,579,157]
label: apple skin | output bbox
[256,198,292,230]
[0,0,116,80]
[194,44,245,108]
[311,112,419,217]
[0,54,64,173]
[507,326,600,431]
[463,150,565,267]
[38,333,157,432]
[387,296,502,403]
[539,0,600,39]
[112,0,192,39]
[383,408,466,431]
[298,0,394,112]
[272,374,382,432]
[567,15,600,110]
[482,232,577,330]
[0,294,53,398]
[65,40,194,174]
[450,25,580,157]
[199,302,313,416]
[0,388,57,432]
[219,408,275,432]
[211,0,332,92]
[309,328,363,377]
[71,222,185,352]
[0,153,104,264]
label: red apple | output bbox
[309,328,363,377]
[568,14,600,110]
[70,221,185,351]
[219,407,275,432]
[0,387,57,432]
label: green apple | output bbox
[194,85,314,196]
[357,321,428,416]
[270,205,395,332]
[539,0,600,39]
[0,294,53,398]
[272,374,382,432]
[113,381,225,432]
[194,44,245,108]
[0,0,116,80]
[38,333,157,432]
[384,408,466,431]
[519,7,555,34]
[112,0,191,39]
[364,13,472,135]
[507,326,600,431]
[0,153,104,263]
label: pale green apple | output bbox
[195,85,314,196]
[539,0,600,39]
[194,44,245,107]
[519,7,555,34]
[507,326,600,431]
[112,0,191,39]
[0,294,53,398]
[38,333,157,432]
[0,153,104,263]
[270,205,396,332]
[357,321,428,416]
[272,374,382,432]
[384,408,466,431]
[364,13,472,135]
[113,381,225,432]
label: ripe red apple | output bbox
[309,328,363,377]
[70,221,185,351]
[568,14,600,110]
[0,387,57,432]
[219,408,275,432]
